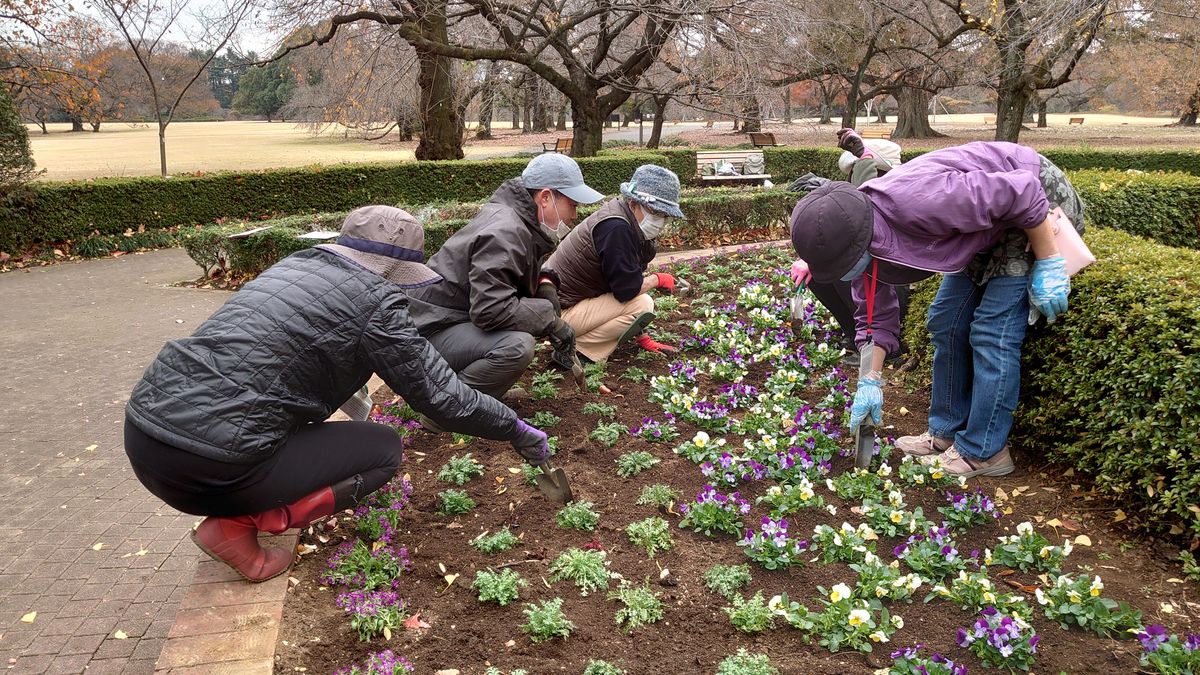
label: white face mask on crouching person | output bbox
[538,191,570,242]
[638,210,669,240]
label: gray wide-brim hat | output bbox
[620,164,685,219]
[788,182,874,283]
[317,205,442,288]
[522,153,604,204]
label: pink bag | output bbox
[1049,207,1095,276]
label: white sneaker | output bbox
[896,432,952,457]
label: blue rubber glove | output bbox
[849,377,883,433]
[1029,256,1070,323]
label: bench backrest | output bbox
[749,132,776,145]
[695,150,768,175]
[984,116,996,124]
[555,138,572,153]
[1069,117,1085,125]
[860,128,891,139]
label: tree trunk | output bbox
[892,86,945,139]
[37,117,47,134]
[70,116,84,132]
[511,104,519,130]
[412,1,464,160]
[90,121,101,132]
[646,96,668,148]
[531,79,549,132]
[521,86,532,133]
[400,118,415,141]
[819,81,835,124]
[875,100,887,123]
[1176,85,1199,126]
[555,105,567,131]
[782,88,792,124]
[158,125,168,177]
[570,99,604,157]
[840,92,859,129]
[476,62,495,139]
[741,97,761,133]
[1036,95,1048,128]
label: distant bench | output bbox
[749,132,785,148]
[860,128,892,139]
[1069,117,1085,125]
[542,138,572,154]
[696,150,771,185]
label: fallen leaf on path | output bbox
[383,626,391,640]
[20,612,36,623]
[296,544,318,556]
[85,444,98,452]
[898,406,909,416]
[1112,509,1127,523]
[1045,518,1062,528]
[113,630,127,640]
[1168,578,1185,584]
[995,488,1008,502]
[434,670,460,675]
[438,562,447,574]
[1160,602,1175,614]
[288,577,300,587]
[1002,579,1038,593]
[1074,535,1093,546]
[507,467,522,474]
[403,613,431,630]
[91,543,104,551]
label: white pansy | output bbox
[830,583,852,602]
[1016,521,1035,536]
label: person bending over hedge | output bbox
[789,141,1083,478]
[406,153,603,420]
[123,206,550,582]
[543,164,684,363]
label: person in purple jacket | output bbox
[789,141,1083,478]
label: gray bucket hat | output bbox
[620,164,684,219]
[788,182,874,283]
[522,153,604,204]
[317,206,442,288]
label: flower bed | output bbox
[276,246,1198,674]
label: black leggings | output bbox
[124,419,403,517]
[808,281,912,349]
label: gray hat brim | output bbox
[557,183,604,204]
[317,244,442,289]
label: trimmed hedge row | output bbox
[1069,170,1200,249]
[0,153,672,254]
[182,187,797,278]
[901,228,1200,541]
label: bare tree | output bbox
[91,0,254,176]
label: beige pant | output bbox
[562,293,655,362]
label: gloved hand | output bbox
[548,319,586,390]
[510,419,550,465]
[534,280,561,316]
[548,318,576,353]
[652,272,676,294]
[849,377,883,433]
[836,128,870,158]
[790,259,812,288]
[1028,256,1070,323]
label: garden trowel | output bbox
[534,459,574,505]
[854,423,876,470]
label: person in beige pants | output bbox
[542,164,684,362]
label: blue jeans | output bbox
[926,273,1029,461]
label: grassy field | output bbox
[26,121,526,181]
[26,113,1200,182]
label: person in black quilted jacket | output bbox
[124,206,550,582]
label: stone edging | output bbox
[152,239,795,672]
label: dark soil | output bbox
[275,256,1199,675]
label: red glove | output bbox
[637,334,678,354]
[653,272,676,294]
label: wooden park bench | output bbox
[860,128,892,139]
[542,138,572,154]
[749,132,785,148]
[984,116,996,124]
[1069,117,1085,125]
[695,150,771,186]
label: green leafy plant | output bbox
[624,517,674,558]
[1035,573,1142,637]
[608,581,665,630]
[811,592,899,653]
[437,453,485,485]
[582,402,618,419]
[637,483,681,509]
[472,569,528,606]
[336,589,408,641]
[716,648,779,675]
[437,489,476,515]
[811,522,877,564]
[655,295,680,313]
[704,563,752,601]
[584,361,608,390]
[582,661,626,675]
[521,597,574,644]
[470,528,520,554]
[555,501,601,532]
[521,463,544,486]
[615,450,660,477]
[590,421,626,447]
[525,411,562,429]
[531,370,563,400]
[620,366,649,383]
[926,568,1031,619]
[988,521,1072,574]
[725,591,775,633]
[548,548,610,596]
[1180,550,1200,582]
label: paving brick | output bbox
[177,574,289,611]
[7,653,53,675]
[167,602,281,639]
[153,629,275,669]
[164,658,274,674]
[57,632,106,655]
[46,652,92,674]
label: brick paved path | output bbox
[0,250,230,674]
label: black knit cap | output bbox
[788,182,874,283]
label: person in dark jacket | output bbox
[124,206,551,582]
[543,164,684,362]
[406,153,603,404]
[789,141,1082,478]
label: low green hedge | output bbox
[902,228,1200,540]
[1,153,671,254]
[181,187,795,278]
[1070,170,1200,249]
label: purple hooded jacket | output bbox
[850,142,1050,354]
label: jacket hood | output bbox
[491,178,556,250]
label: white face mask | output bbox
[540,193,567,242]
[638,211,668,240]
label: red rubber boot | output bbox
[191,486,339,582]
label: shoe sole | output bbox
[957,464,1015,478]
[899,444,947,457]
[190,529,292,583]
[616,311,656,346]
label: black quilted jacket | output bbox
[126,248,517,464]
